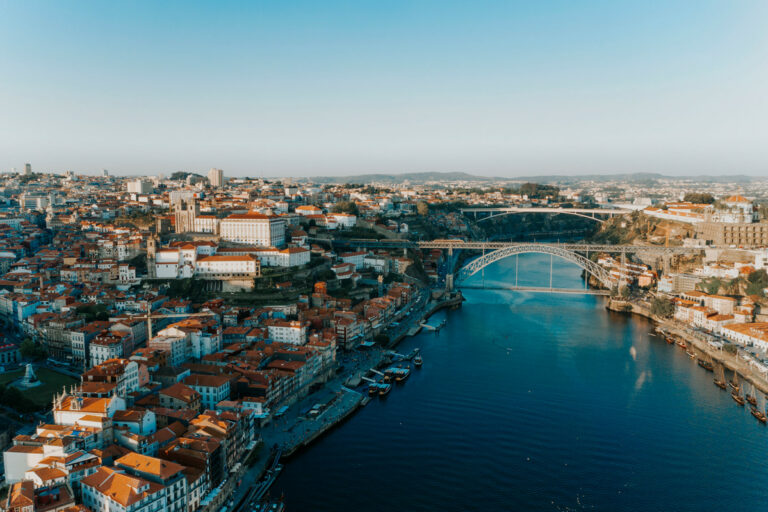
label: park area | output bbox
[0,367,77,411]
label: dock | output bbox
[420,319,447,331]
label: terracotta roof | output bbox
[224,212,271,220]
[184,373,231,388]
[81,467,164,507]
[197,254,258,263]
[116,452,185,480]
[159,382,200,404]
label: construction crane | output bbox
[137,311,219,339]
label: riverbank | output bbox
[607,298,768,398]
[227,291,463,509]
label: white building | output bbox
[264,319,308,345]
[712,195,757,224]
[89,337,124,367]
[339,251,367,270]
[81,467,167,512]
[295,205,323,216]
[364,254,390,273]
[220,212,285,246]
[195,254,260,278]
[118,264,137,282]
[126,179,153,194]
[208,167,224,188]
[53,394,126,427]
[183,374,231,410]
[721,323,768,351]
[148,333,190,367]
[331,212,357,227]
[193,214,219,234]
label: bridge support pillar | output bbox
[446,273,454,292]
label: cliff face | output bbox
[589,211,693,245]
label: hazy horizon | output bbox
[2,1,768,177]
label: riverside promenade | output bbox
[225,291,463,510]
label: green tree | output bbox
[332,201,359,216]
[650,296,675,318]
[20,338,48,360]
[746,269,768,296]
[699,278,722,295]
[76,303,109,321]
[519,182,560,199]
[683,192,715,204]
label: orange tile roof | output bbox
[116,452,184,480]
[81,466,164,507]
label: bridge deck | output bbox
[460,207,631,214]
[314,238,702,254]
[458,284,610,295]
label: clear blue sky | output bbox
[2,0,767,177]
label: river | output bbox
[273,254,768,511]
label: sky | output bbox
[1,0,768,177]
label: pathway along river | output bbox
[273,254,768,511]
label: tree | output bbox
[416,201,429,216]
[20,338,47,360]
[746,269,768,296]
[650,296,675,318]
[332,201,359,216]
[699,277,722,295]
[519,182,560,199]
[683,192,715,204]
[76,303,109,322]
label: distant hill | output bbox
[308,172,492,184]
[304,171,759,185]
[509,173,758,184]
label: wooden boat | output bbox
[687,350,696,359]
[697,359,714,371]
[378,383,392,397]
[677,340,687,349]
[746,383,758,406]
[413,355,423,367]
[732,393,745,406]
[729,373,740,393]
[714,364,727,390]
[665,337,675,345]
[751,407,767,424]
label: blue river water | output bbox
[273,254,768,511]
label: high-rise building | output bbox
[208,167,224,187]
[23,163,31,175]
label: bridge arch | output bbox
[456,244,615,288]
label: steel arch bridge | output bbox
[455,243,615,288]
[460,207,630,224]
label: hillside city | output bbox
[1,166,768,512]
